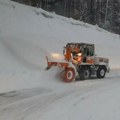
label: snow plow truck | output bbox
[46,43,109,82]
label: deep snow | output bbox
[0,0,120,120]
[0,0,120,93]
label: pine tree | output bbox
[112,0,120,33]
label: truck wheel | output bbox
[80,69,90,80]
[64,67,75,82]
[84,69,90,79]
[97,66,106,78]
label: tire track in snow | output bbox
[0,90,76,120]
[16,78,120,120]
[0,71,120,120]
[0,76,120,120]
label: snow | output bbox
[0,0,120,120]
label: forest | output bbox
[12,0,120,34]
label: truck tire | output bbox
[97,66,106,78]
[64,67,75,82]
[80,69,90,80]
[84,69,90,79]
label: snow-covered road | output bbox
[0,75,120,120]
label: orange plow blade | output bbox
[46,56,69,70]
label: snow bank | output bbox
[0,0,120,93]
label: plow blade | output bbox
[46,56,69,70]
[46,56,75,82]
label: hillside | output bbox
[0,0,120,93]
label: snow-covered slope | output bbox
[0,0,120,93]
